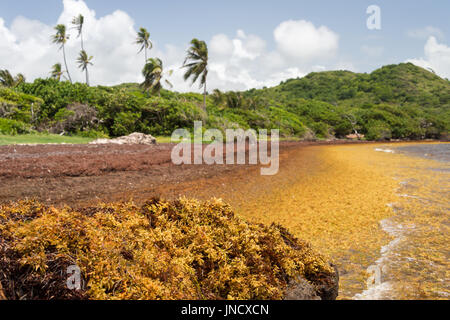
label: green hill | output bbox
[0,63,448,141]
[241,63,449,139]
[261,63,449,108]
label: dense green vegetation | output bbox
[246,63,449,140]
[1,9,447,142]
[0,63,448,141]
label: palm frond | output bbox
[0,69,25,87]
[182,38,208,91]
[141,57,172,95]
[77,50,93,71]
[135,27,153,52]
[52,24,69,49]
[71,14,84,37]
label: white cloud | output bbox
[274,20,339,61]
[407,36,450,79]
[0,1,343,91]
[0,0,145,85]
[210,34,234,58]
[205,21,341,91]
[407,26,444,40]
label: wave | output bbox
[374,148,395,153]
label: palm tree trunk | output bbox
[203,81,207,111]
[145,48,147,64]
[86,67,90,87]
[81,32,84,51]
[63,45,72,83]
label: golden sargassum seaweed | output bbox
[224,144,399,299]
[206,142,448,299]
[0,197,335,300]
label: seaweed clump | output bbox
[0,198,337,300]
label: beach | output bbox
[0,141,448,299]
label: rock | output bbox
[315,264,340,300]
[284,277,321,300]
[346,134,364,140]
[284,264,339,300]
[301,129,317,141]
[90,132,157,145]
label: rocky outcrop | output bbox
[90,132,157,145]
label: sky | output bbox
[0,0,449,92]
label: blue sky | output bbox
[0,0,449,90]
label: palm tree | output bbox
[182,38,208,110]
[50,63,64,81]
[77,50,93,86]
[15,74,25,87]
[211,89,224,106]
[0,70,15,87]
[52,24,72,83]
[135,27,152,63]
[0,69,25,87]
[72,14,85,51]
[141,58,173,96]
[226,92,243,109]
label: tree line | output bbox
[51,15,211,107]
[1,14,210,108]
[136,27,209,110]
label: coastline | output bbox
[180,141,448,299]
[354,142,449,299]
[0,140,448,299]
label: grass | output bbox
[0,134,217,146]
[0,134,95,145]
[0,134,210,145]
[154,136,174,144]
[157,136,306,144]
[0,134,312,146]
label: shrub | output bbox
[0,87,43,123]
[365,120,392,141]
[0,118,34,135]
[52,103,99,134]
[76,129,109,139]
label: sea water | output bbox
[355,143,449,300]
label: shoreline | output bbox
[1,140,448,299]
